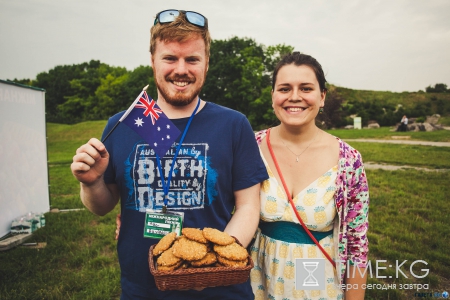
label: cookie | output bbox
[152,232,177,256]
[190,251,217,267]
[214,242,248,261]
[172,237,207,261]
[157,260,183,271]
[216,255,247,268]
[202,227,235,246]
[157,247,182,267]
[182,228,208,244]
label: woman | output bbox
[250,52,369,300]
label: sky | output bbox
[1,0,449,93]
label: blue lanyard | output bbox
[156,97,201,211]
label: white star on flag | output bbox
[154,142,157,147]
[166,135,170,139]
[134,118,144,127]
[166,125,170,129]
[157,127,161,131]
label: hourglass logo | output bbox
[295,259,325,290]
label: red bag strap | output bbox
[266,128,336,269]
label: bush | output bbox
[415,116,425,123]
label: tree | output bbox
[426,83,448,93]
[35,63,88,122]
[56,62,128,122]
[124,65,157,103]
[202,36,293,129]
[316,85,345,129]
[202,37,267,115]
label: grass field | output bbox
[0,122,449,300]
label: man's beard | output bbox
[155,74,204,107]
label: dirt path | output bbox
[364,162,449,172]
[344,139,450,147]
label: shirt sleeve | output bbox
[231,117,269,191]
[346,149,370,268]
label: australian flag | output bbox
[120,90,181,158]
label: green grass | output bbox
[47,121,107,164]
[328,127,450,142]
[364,169,450,299]
[439,116,450,126]
[0,209,121,300]
[346,142,450,169]
[0,122,449,299]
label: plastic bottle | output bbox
[25,212,38,233]
[33,213,42,229]
[40,213,46,227]
[20,217,32,234]
[10,218,20,235]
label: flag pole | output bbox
[101,85,149,143]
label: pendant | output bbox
[296,157,299,162]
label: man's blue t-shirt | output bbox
[102,102,268,299]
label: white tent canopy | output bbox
[0,80,49,238]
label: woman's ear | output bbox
[271,90,275,110]
[320,90,327,107]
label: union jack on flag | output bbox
[135,92,162,125]
[120,90,181,158]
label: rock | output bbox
[368,123,380,129]
[407,122,443,132]
[344,125,354,129]
[426,114,440,125]
[423,123,434,131]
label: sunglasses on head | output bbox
[154,9,208,28]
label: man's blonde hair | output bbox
[150,13,211,59]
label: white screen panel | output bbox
[0,80,49,238]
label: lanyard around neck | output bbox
[156,97,201,212]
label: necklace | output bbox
[277,127,320,162]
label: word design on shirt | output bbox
[125,143,209,211]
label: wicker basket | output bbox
[149,245,254,291]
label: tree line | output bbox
[426,83,449,93]
[10,37,449,129]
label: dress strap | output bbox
[266,128,336,269]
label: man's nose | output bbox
[174,60,188,74]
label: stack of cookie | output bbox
[152,227,249,271]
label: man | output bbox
[71,9,268,299]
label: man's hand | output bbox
[71,138,109,185]
[71,138,119,216]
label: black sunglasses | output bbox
[154,9,208,28]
